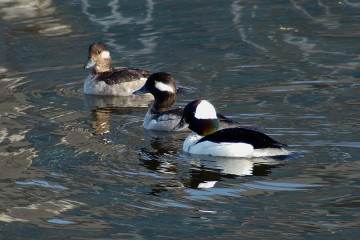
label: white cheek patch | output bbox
[102,51,110,58]
[195,100,217,119]
[155,81,175,93]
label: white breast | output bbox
[84,74,108,95]
[183,132,255,157]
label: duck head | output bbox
[133,72,177,113]
[84,42,111,73]
[174,100,219,135]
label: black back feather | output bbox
[96,68,152,85]
[197,127,287,149]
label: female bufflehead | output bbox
[133,72,242,131]
[173,100,290,157]
[133,72,184,131]
[84,42,153,96]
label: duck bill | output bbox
[84,58,96,69]
[133,85,149,95]
[172,118,189,131]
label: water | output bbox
[1,0,360,239]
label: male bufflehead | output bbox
[173,100,290,157]
[84,42,153,96]
[133,72,242,131]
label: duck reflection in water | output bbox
[138,129,288,194]
[139,130,188,172]
[0,0,72,36]
[144,155,287,195]
[188,155,287,189]
[84,94,152,135]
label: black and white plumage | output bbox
[133,72,183,131]
[133,72,242,131]
[83,42,153,96]
[173,100,290,157]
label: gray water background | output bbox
[1,0,360,239]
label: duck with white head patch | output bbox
[173,100,290,157]
[133,72,183,131]
[133,73,244,131]
[84,42,153,96]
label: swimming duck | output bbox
[84,42,153,96]
[173,100,290,157]
[133,72,241,131]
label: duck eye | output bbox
[97,50,101,54]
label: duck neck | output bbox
[190,119,219,136]
[93,58,111,74]
[150,93,177,114]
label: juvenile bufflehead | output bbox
[84,42,153,96]
[133,72,242,131]
[173,100,290,157]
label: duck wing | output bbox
[98,68,152,85]
[216,113,258,130]
[155,108,183,122]
[198,127,287,149]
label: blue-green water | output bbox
[1,0,360,239]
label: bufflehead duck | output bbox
[133,72,184,131]
[84,42,153,96]
[133,72,242,131]
[173,100,290,157]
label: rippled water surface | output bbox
[1,0,360,239]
